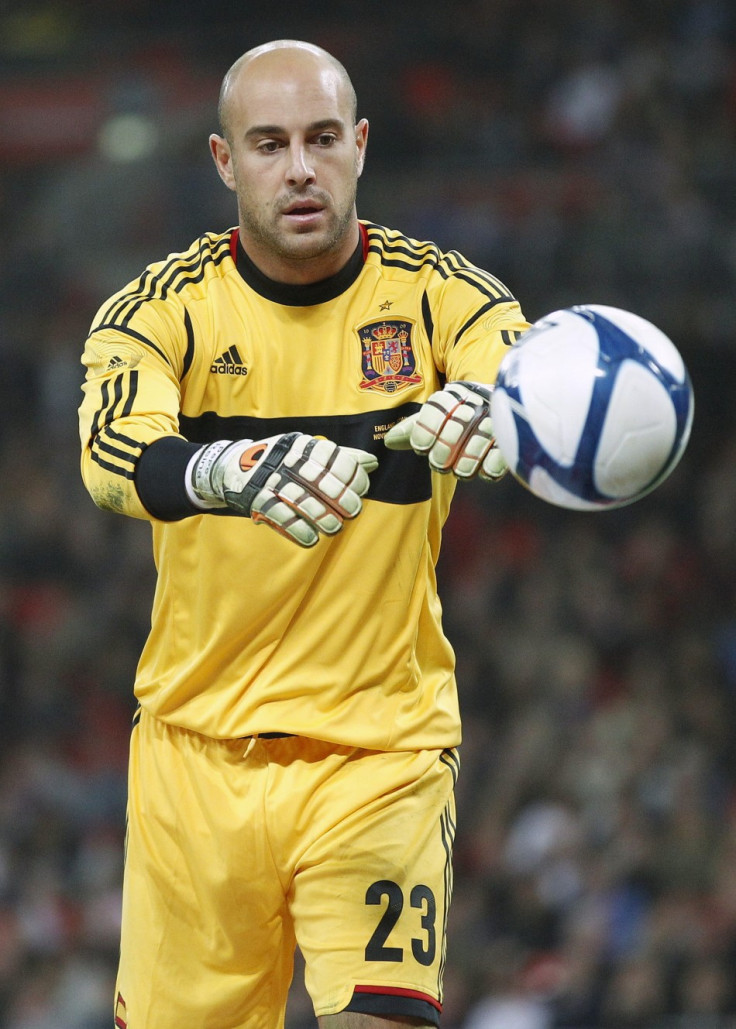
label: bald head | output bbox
[208,38,368,282]
[218,40,358,142]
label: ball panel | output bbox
[491,304,694,511]
[518,315,599,466]
[595,360,677,498]
[489,387,520,470]
[582,305,687,382]
[527,466,611,511]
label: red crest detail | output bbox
[358,319,421,395]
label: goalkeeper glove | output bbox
[187,432,378,547]
[383,381,507,481]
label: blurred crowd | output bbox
[1,0,736,1026]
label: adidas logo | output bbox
[107,355,127,371]
[211,345,248,376]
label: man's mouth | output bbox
[284,202,322,214]
[281,198,326,225]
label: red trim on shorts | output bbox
[353,984,442,1013]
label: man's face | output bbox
[210,51,368,282]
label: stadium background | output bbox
[1,1,735,1026]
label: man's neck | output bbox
[238,222,361,285]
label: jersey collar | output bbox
[231,226,366,307]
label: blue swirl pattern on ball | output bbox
[492,305,694,510]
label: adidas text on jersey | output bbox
[211,345,247,375]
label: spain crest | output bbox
[357,318,422,395]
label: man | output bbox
[79,39,529,1029]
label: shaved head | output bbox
[208,37,368,283]
[218,39,358,141]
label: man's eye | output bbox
[258,140,281,153]
[315,134,337,146]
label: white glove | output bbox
[188,432,378,547]
[383,382,507,481]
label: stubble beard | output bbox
[238,184,358,269]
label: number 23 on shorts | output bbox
[365,879,438,966]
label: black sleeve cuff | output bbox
[134,436,202,521]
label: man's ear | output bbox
[355,118,369,177]
[209,134,236,191]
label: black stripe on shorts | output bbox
[345,986,440,1025]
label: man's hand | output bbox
[188,432,378,547]
[384,382,508,481]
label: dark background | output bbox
[1,2,735,1026]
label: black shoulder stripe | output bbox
[87,324,172,367]
[381,239,439,263]
[441,252,514,298]
[366,247,442,276]
[111,371,124,417]
[178,405,433,507]
[88,377,109,444]
[501,328,525,346]
[366,224,512,298]
[120,369,138,417]
[105,263,174,327]
[113,250,204,325]
[90,423,145,479]
[144,243,228,306]
[105,424,145,449]
[459,268,512,299]
[182,308,195,380]
[421,291,434,347]
[90,449,136,479]
[101,235,231,329]
[366,245,439,270]
[453,299,503,348]
[87,371,139,446]
[94,433,138,468]
[364,223,436,250]
[437,265,512,305]
[365,225,441,268]
[364,251,427,274]
[99,268,153,326]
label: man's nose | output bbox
[286,144,316,186]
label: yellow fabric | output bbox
[117,712,459,1027]
[79,223,529,747]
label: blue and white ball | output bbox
[490,305,694,511]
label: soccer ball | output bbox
[490,305,694,511]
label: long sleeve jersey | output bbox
[79,221,529,748]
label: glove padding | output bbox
[383,381,507,481]
[189,432,378,547]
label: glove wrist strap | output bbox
[188,440,233,508]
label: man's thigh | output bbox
[280,743,459,1026]
[116,719,458,1028]
[117,712,296,1029]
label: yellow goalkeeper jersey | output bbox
[79,222,529,749]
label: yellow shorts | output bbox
[115,709,458,1029]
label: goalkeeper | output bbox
[78,38,529,1029]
